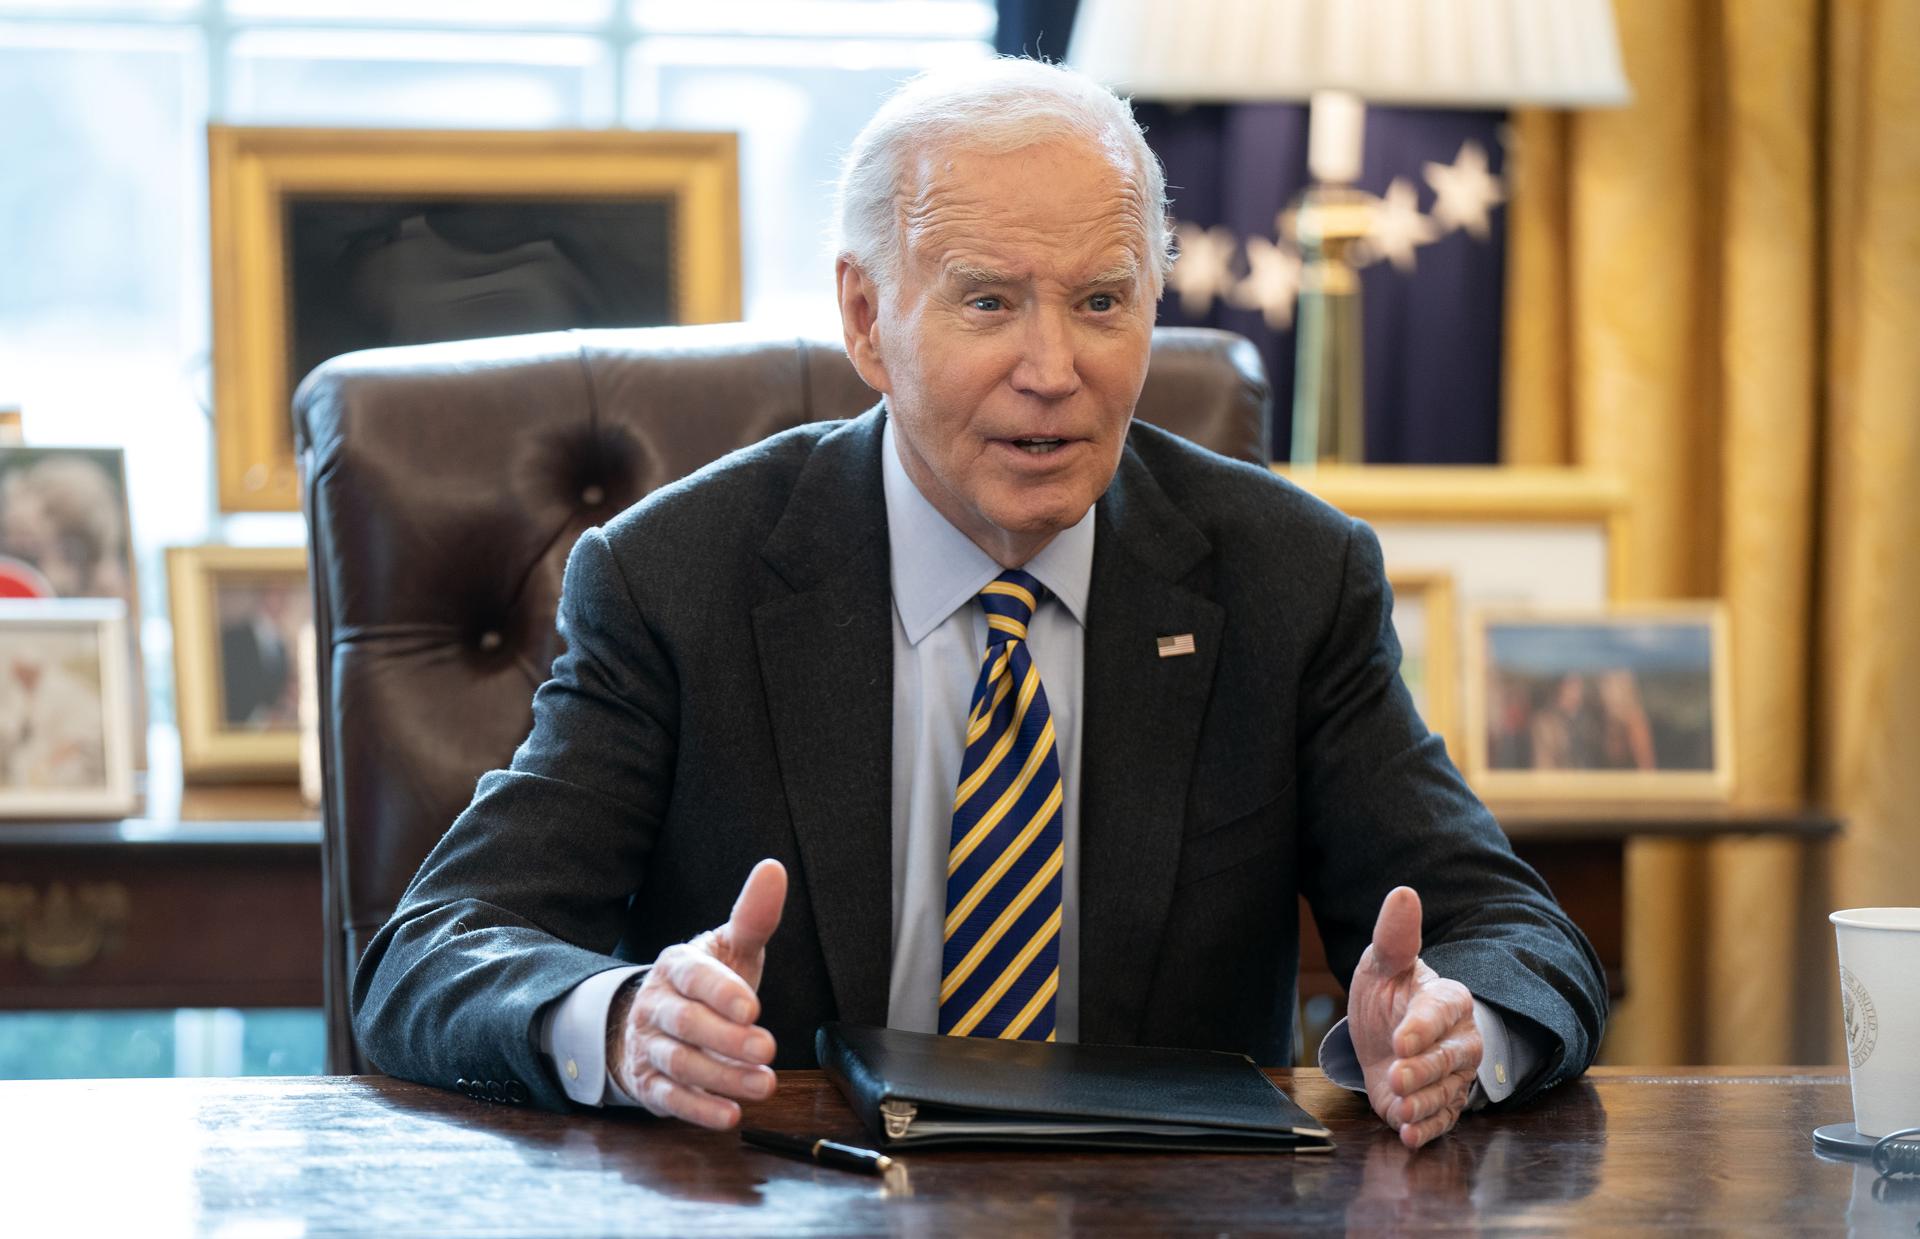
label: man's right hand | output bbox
[607,858,787,1129]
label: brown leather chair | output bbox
[295,323,1270,1072]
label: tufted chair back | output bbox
[294,323,1270,1072]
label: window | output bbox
[0,0,993,725]
[0,0,990,1080]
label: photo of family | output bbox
[1467,606,1733,801]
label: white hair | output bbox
[833,57,1172,297]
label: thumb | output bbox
[723,858,787,960]
[1366,886,1423,979]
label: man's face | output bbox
[839,137,1156,565]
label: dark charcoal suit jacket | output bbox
[353,407,1607,1112]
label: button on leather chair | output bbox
[295,323,1270,1072]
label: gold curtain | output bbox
[1504,0,1920,1064]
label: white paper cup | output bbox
[1831,907,1920,1138]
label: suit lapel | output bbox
[1077,442,1223,1046]
[753,408,895,1026]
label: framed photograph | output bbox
[0,409,22,445]
[1277,465,1627,762]
[168,545,312,782]
[1463,604,1734,802]
[0,446,147,760]
[0,599,136,818]
[1386,568,1458,743]
[0,447,138,605]
[209,125,743,511]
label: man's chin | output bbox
[980,500,1095,544]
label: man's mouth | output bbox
[1009,437,1067,455]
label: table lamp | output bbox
[1069,0,1629,463]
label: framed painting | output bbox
[168,545,311,782]
[1463,603,1734,803]
[0,599,137,819]
[209,125,742,511]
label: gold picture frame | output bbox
[167,545,311,782]
[1272,465,1632,595]
[209,125,743,511]
[1385,568,1458,744]
[1462,602,1735,803]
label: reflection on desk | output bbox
[0,1068,1901,1235]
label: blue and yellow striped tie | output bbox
[939,568,1062,1041]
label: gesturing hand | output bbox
[1347,886,1482,1150]
[608,858,787,1129]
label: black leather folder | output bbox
[817,1023,1334,1152]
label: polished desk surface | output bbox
[2,1068,1912,1236]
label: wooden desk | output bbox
[1,1068,1905,1235]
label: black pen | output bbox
[740,1127,895,1175]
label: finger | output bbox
[723,859,788,962]
[650,992,776,1065]
[1391,979,1474,1059]
[1384,1070,1472,1128]
[633,1069,742,1130]
[645,1032,777,1103]
[1399,1100,1465,1151]
[1390,1027,1482,1094]
[1366,886,1423,979]
[657,944,761,1025]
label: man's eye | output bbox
[1087,293,1117,312]
[969,296,1003,311]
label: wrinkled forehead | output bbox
[896,134,1153,271]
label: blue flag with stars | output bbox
[1134,101,1509,464]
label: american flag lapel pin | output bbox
[1156,633,1197,659]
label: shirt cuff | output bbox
[1314,998,1540,1109]
[537,964,647,1107]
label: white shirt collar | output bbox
[881,414,1094,646]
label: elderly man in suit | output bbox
[354,59,1606,1150]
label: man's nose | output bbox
[1009,308,1080,400]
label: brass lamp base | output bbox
[1288,185,1375,465]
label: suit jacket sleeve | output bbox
[1294,517,1608,1106]
[352,527,672,1110]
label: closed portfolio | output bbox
[817,1022,1334,1152]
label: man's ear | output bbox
[835,256,892,394]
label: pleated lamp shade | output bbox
[1066,0,1630,107]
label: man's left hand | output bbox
[1347,886,1483,1150]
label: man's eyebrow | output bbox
[1081,258,1140,287]
[944,262,1017,285]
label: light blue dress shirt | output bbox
[877,417,1092,1040]
[536,416,1534,1109]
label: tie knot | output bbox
[979,569,1044,641]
